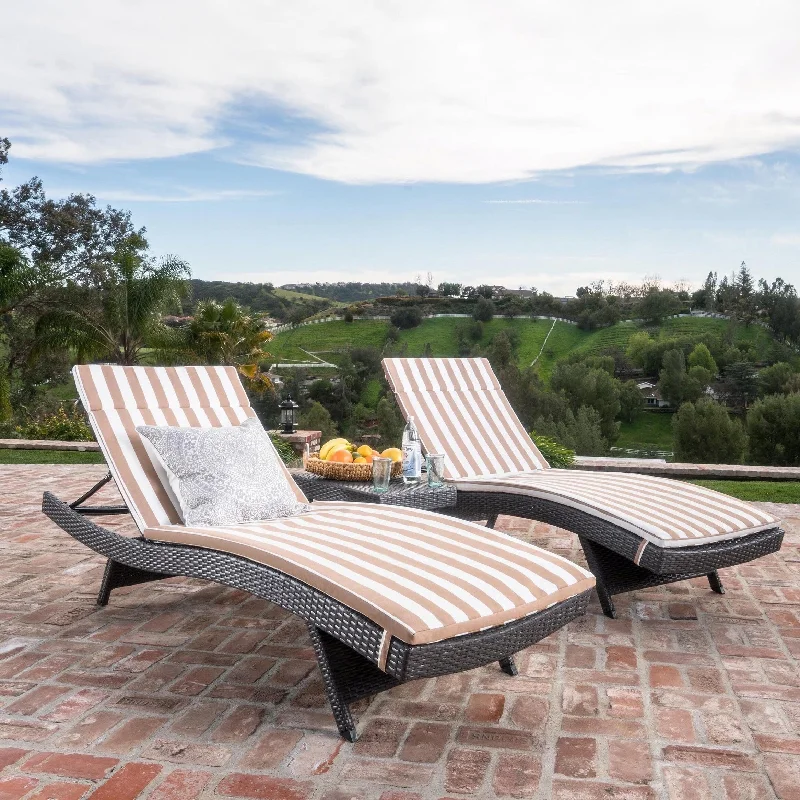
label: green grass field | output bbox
[272,287,346,306]
[686,479,800,504]
[0,449,105,464]
[269,314,772,377]
[615,413,674,454]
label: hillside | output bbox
[267,315,778,378]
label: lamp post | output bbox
[279,395,299,434]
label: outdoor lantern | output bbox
[279,394,299,434]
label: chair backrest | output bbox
[73,364,307,532]
[383,358,549,480]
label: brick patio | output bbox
[1,465,799,799]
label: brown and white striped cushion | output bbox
[383,358,549,479]
[455,471,778,549]
[145,501,595,652]
[383,358,779,547]
[73,365,307,532]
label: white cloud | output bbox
[3,2,800,184]
[55,188,279,203]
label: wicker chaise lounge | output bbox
[383,357,784,618]
[43,364,595,741]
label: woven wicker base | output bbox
[449,490,784,619]
[43,489,589,740]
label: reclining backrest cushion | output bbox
[73,364,306,531]
[383,358,549,480]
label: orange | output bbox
[381,447,402,463]
[330,449,353,463]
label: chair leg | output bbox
[594,581,617,619]
[578,536,618,619]
[499,656,518,676]
[97,559,171,606]
[707,571,725,594]
[485,513,498,529]
[307,624,402,742]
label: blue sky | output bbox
[3,2,800,294]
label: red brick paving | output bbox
[1,465,799,798]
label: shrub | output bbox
[672,398,746,464]
[390,305,423,330]
[758,362,794,396]
[16,406,94,441]
[746,393,800,466]
[473,296,495,322]
[530,433,575,468]
[532,406,607,456]
[269,433,296,464]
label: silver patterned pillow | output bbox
[136,417,307,527]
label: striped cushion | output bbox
[383,357,779,546]
[383,358,549,479]
[145,501,595,653]
[456,470,778,548]
[73,365,307,532]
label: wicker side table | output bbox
[293,471,457,511]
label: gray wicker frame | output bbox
[448,490,784,618]
[42,486,590,741]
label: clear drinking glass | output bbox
[372,457,392,494]
[426,454,445,488]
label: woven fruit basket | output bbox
[305,456,402,482]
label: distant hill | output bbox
[268,315,779,380]
[188,279,333,321]
[281,282,420,302]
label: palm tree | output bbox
[180,299,274,391]
[33,247,189,365]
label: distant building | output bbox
[637,381,671,409]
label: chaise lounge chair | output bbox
[383,357,784,618]
[42,364,595,741]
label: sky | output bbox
[2,1,800,295]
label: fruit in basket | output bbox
[329,448,353,463]
[381,447,402,462]
[319,438,349,460]
[355,444,373,458]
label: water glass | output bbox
[372,457,392,494]
[426,454,446,488]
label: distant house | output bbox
[637,381,671,409]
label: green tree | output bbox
[389,305,423,329]
[684,365,713,402]
[33,246,188,366]
[722,361,759,412]
[532,406,607,455]
[746,394,800,466]
[437,282,461,297]
[637,290,681,325]
[299,400,338,443]
[687,343,717,375]
[758,362,795,397]
[486,331,514,369]
[657,349,686,406]
[376,395,404,448]
[180,299,273,393]
[672,398,747,464]
[550,362,620,442]
[473,296,495,322]
[626,331,654,368]
[618,380,643,423]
